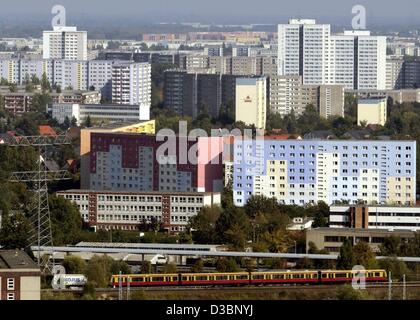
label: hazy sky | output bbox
[2,0,420,25]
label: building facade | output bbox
[47,103,150,125]
[43,26,87,60]
[0,88,101,115]
[111,62,151,107]
[233,139,416,206]
[268,75,344,118]
[277,20,386,90]
[357,97,387,126]
[163,70,239,119]
[0,59,150,102]
[87,133,224,193]
[306,227,416,254]
[57,189,221,233]
[0,250,41,300]
[235,77,267,129]
[329,205,420,231]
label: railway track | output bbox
[43,281,420,295]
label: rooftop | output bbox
[0,250,39,270]
[57,189,220,196]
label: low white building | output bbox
[287,217,314,231]
[330,205,420,231]
[47,103,150,125]
[57,190,221,233]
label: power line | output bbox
[3,134,71,272]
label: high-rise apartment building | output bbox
[386,58,404,89]
[269,75,344,118]
[111,62,151,107]
[163,70,239,119]
[43,26,87,60]
[235,77,267,129]
[278,20,386,90]
[233,139,416,206]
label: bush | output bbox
[62,255,87,274]
[336,285,371,300]
[163,263,177,273]
[130,289,148,300]
[190,259,204,273]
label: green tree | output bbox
[163,263,177,273]
[189,205,221,244]
[62,255,87,274]
[84,115,92,128]
[63,116,71,128]
[49,195,83,246]
[378,257,410,281]
[85,255,130,288]
[140,261,151,274]
[0,212,32,249]
[310,201,330,228]
[337,239,354,270]
[41,72,51,92]
[380,236,402,256]
[353,241,377,269]
[190,259,204,273]
[336,285,370,300]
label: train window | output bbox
[216,275,228,280]
[253,274,265,280]
[335,273,347,278]
[153,277,165,282]
[182,276,189,281]
[321,274,328,278]
[196,276,209,281]
[237,275,248,280]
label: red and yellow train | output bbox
[110,269,388,287]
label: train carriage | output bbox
[319,269,387,283]
[180,272,250,286]
[250,270,319,285]
[110,273,179,287]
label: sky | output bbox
[1,0,420,26]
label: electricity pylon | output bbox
[3,134,71,272]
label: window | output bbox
[7,293,14,300]
[7,278,14,290]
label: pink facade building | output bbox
[89,132,224,193]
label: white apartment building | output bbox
[278,20,387,90]
[0,59,150,102]
[47,103,150,125]
[43,26,87,60]
[330,205,420,231]
[111,62,151,107]
[57,190,221,232]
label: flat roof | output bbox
[0,250,39,270]
[75,242,222,251]
[330,204,420,209]
[81,120,154,130]
[308,227,416,235]
[57,189,220,196]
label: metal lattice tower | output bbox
[4,134,71,272]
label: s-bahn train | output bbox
[110,269,388,287]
